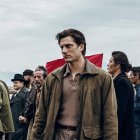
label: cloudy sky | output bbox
[0,0,140,73]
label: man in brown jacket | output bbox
[30,29,118,140]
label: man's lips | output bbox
[63,55,70,59]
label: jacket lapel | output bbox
[10,89,22,104]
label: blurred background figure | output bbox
[107,51,134,140]
[23,69,34,91]
[128,66,140,140]
[19,66,47,140]
[0,80,14,140]
[9,74,29,140]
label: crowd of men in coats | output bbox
[0,29,140,140]
[1,54,139,140]
[0,66,47,140]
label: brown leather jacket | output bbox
[30,59,118,140]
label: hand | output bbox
[19,115,28,123]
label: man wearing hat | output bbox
[9,74,29,140]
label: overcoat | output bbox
[0,80,14,133]
[31,59,118,140]
[10,87,28,140]
[113,72,134,140]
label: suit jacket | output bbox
[113,72,134,140]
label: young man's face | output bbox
[128,71,137,84]
[107,56,119,76]
[59,36,84,63]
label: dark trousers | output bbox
[0,132,3,140]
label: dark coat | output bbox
[10,87,28,140]
[31,59,118,140]
[24,85,37,122]
[134,84,140,127]
[113,72,134,140]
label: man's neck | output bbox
[68,56,85,77]
[112,69,121,78]
[16,89,20,93]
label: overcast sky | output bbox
[0,0,140,73]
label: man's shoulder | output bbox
[20,87,29,95]
[0,80,3,88]
[93,65,111,78]
[116,73,131,85]
[51,64,65,74]
[85,59,110,77]
[95,66,108,74]
[0,80,6,87]
[47,64,66,78]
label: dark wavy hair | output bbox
[56,29,86,56]
[112,51,132,72]
[130,67,140,79]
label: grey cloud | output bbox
[0,0,140,72]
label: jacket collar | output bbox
[113,72,127,81]
[52,58,99,80]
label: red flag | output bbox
[46,53,103,74]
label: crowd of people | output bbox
[0,28,140,140]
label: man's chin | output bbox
[64,59,73,63]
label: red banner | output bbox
[46,54,103,74]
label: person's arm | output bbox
[24,87,36,121]
[134,87,140,112]
[101,73,118,140]
[19,86,36,123]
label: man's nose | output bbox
[128,75,131,79]
[107,63,109,68]
[61,47,67,53]
[34,77,39,81]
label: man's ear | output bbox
[116,64,120,69]
[79,44,84,52]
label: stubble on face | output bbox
[59,36,83,64]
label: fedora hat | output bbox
[11,74,25,82]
